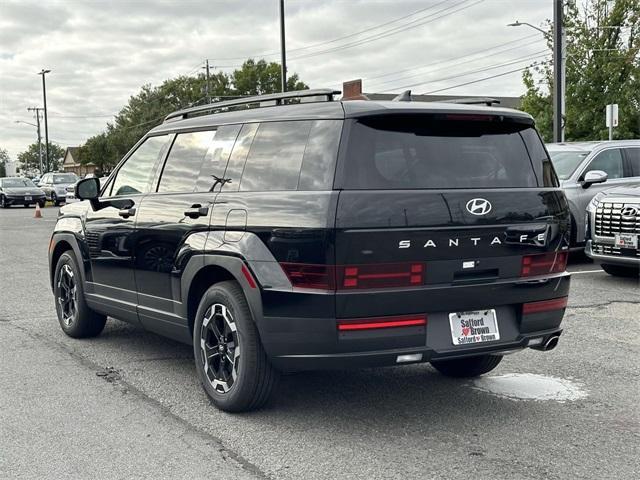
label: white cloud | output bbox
[0,0,552,160]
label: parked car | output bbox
[38,172,79,206]
[49,89,571,412]
[546,140,640,247]
[0,177,46,208]
[585,183,640,277]
[65,177,107,203]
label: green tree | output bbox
[231,59,307,95]
[520,0,640,141]
[17,142,65,173]
[0,147,9,177]
[79,59,308,171]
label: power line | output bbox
[366,36,544,91]
[421,60,550,95]
[379,50,550,92]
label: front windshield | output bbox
[53,174,78,184]
[1,178,36,188]
[548,150,590,180]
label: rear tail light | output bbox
[338,262,425,289]
[521,251,567,277]
[523,296,568,315]
[279,262,425,290]
[337,314,427,331]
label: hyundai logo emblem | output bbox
[466,198,492,216]
[621,206,638,217]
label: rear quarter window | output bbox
[340,115,549,189]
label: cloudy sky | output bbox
[0,0,552,160]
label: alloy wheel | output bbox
[199,303,240,394]
[57,264,77,326]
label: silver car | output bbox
[38,172,79,206]
[547,140,640,247]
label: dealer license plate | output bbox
[614,233,638,249]
[24,196,32,201]
[449,310,500,346]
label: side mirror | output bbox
[76,177,100,200]
[582,170,608,188]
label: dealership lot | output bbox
[1,206,638,480]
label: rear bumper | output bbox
[4,195,45,205]
[258,273,571,371]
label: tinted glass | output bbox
[240,121,312,191]
[587,149,623,179]
[158,130,215,193]
[53,173,78,184]
[221,123,259,192]
[520,128,558,186]
[548,150,590,180]
[624,148,640,177]
[196,124,241,192]
[342,116,538,189]
[298,120,342,190]
[1,178,35,188]
[111,135,170,196]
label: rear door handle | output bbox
[118,207,136,218]
[184,204,209,219]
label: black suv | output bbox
[49,89,571,412]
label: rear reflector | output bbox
[522,296,568,315]
[521,251,568,277]
[241,265,257,289]
[279,262,425,290]
[337,314,427,331]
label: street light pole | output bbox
[38,69,51,172]
[279,0,287,92]
[27,107,44,174]
[204,59,211,103]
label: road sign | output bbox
[606,104,619,128]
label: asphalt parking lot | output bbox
[1,206,639,480]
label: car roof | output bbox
[547,140,640,151]
[150,99,534,135]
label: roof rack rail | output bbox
[439,97,501,107]
[164,88,341,122]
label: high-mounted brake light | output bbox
[337,314,427,331]
[523,297,568,315]
[279,262,425,290]
[521,252,567,277]
[445,114,494,122]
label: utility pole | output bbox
[279,0,287,92]
[27,107,44,175]
[203,59,211,103]
[38,69,51,172]
[553,0,564,142]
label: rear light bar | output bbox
[279,262,425,290]
[521,251,568,277]
[337,314,427,331]
[523,296,568,315]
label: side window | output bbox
[520,128,558,187]
[158,130,216,193]
[195,125,241,192]
[624,148,640,177]
[221,123,259,192]
[298,120,342,190]
[240,121,312,192]
[586,149,623,179]
[110,135,170,196]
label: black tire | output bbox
[601,263,639,278]
[193,280,279,412]
[51,192,60,206]
[53,251,107,338]
[38,199,46,208]
[430,354,502,378]
[0,195,9,208]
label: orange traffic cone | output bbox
[34,203,43,219]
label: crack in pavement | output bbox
[568,299,640,310]
[3,320,272,480]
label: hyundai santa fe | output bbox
[49,89,571,412]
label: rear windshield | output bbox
[341,115,555,189]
